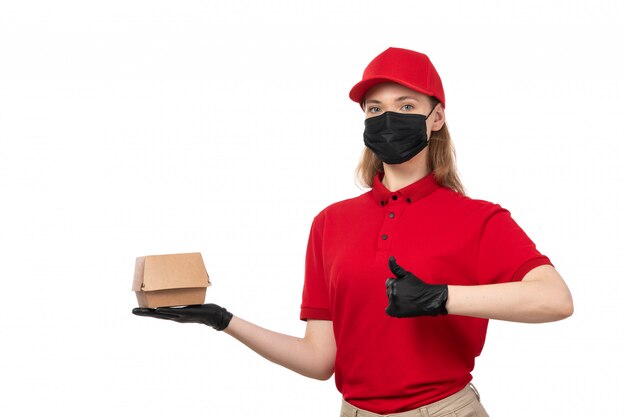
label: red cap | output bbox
[349,47,445,108]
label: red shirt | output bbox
[300,171,552,414]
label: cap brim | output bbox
[349,76,441,108]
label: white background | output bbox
[1,1,624,416]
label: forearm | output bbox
[446,266,574,323]
[223,316,334,380]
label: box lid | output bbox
[132,252,210,292]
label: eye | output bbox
[401,104,414,111]
[368,106,381,114]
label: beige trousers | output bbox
[340,384,489,417]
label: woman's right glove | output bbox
[132,303,233,331]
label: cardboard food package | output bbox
[132,252,211,308]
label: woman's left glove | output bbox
[385,256,449,317]
[132,303,233,331]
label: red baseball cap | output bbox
[349,47,445,108]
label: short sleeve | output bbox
[300,214,332,321]
[476,207,553,285]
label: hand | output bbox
[132,303,233,331]
[385,256,448,317]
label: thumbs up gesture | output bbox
[385,256,449,317]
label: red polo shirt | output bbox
[300,171,552,414]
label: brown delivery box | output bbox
[132,252,211,308]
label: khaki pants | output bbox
[340,384,489,417]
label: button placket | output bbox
[376,194,408,252]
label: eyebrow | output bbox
[365,95,421,104]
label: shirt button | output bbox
[382,234,388,240]
[392,195,398,201]
[389,212,395,218]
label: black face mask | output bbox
[363,105,437,165]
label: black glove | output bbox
[132,303,233,331]
[385,256,449,317]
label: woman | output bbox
[133,47,574,416]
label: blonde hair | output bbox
[354,99,466,195]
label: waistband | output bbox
[340,383,481,417]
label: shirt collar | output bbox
[371,170,440,207]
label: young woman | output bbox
[133,47,573,417]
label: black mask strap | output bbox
[424,103,439,144]
[425,103,438,120]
